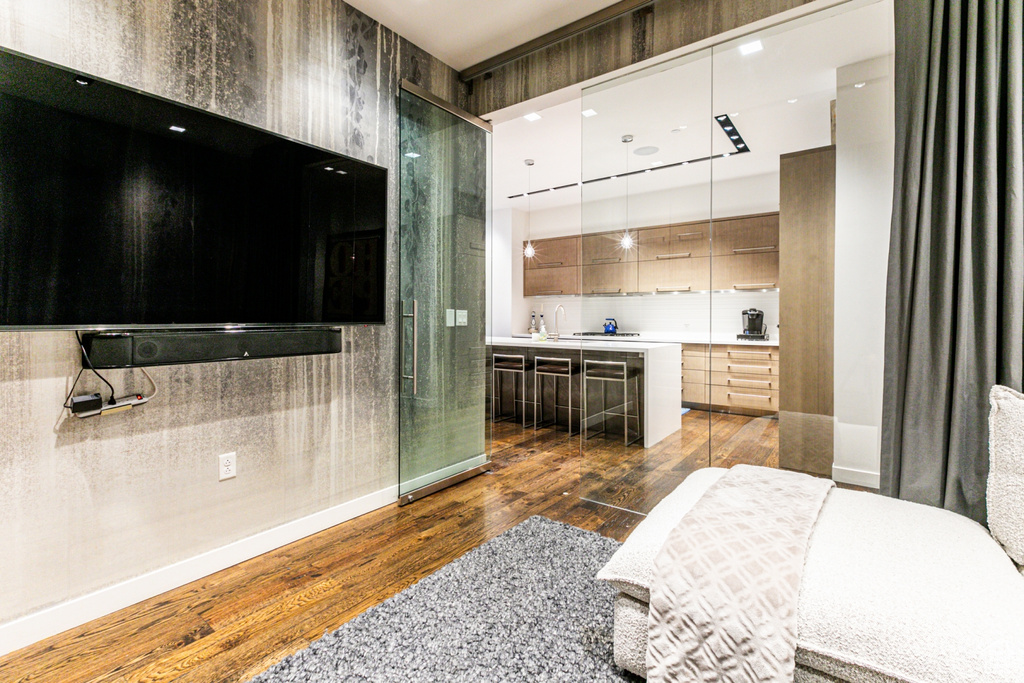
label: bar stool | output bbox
[492,353,532,427]
[583,359,642,446]
[533,356,578,434]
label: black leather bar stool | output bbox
[583,359,642,445]
[533,356,578,433]
[492,353,533,427]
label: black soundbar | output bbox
[81,328,343,368]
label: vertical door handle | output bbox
[402,300,418,394]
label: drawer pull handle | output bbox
[733,246,776,253]
[591,257,621,264]
[728,350,772,356]
[591,287,622,293]
[537,261,564,268]
[535,290,563,295]
[728,364,770,370]
[728,378,772,386]
[733,283,776,290]
[728,392,772,399]
[656,286,691,292]
[655,252,692,259]
[677,231,703,239]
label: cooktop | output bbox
[572,332,641,337]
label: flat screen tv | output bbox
[0,48,387,328]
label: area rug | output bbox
[248,516,640,682]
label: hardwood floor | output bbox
[1,411,777,682]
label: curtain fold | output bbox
[881,0,1023,522]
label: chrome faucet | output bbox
[552,304,566,341]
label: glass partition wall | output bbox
[487,0,893,514]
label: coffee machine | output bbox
[738,308,769,341]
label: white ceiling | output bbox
[492,0,894,212]
[344,0,624,72]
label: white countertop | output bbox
[509,332,778,347]
[487,336,679,353]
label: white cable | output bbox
[140,366,158,400]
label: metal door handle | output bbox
[733,283,776,289]
[728,363,770,371]
[537,261,563,268]
[656,286,691,292]
[591,257,620,264]
[728,350,772,356]
[733,246,776,253]
[402,300,418,394]
[536,290,563,295]
[677,231,703,239]
[727,378,773,386]
[591,287,621,293]
[655,252,692,259]
[728,392,772,399]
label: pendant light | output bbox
[620,135,634,251]
[523,158,536,259]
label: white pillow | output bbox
[988,385,1024,565]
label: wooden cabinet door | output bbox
[637,222,710,260]
[524,235,580,270]
[711,213,779,256]
[637,256,710,292]
[581,262,637,294]
[524,266,579,296]
[710,252,779,290]
[581,232,637,265]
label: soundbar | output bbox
[81,328,343,369]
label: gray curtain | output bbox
[882,0,1023,522]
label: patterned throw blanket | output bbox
[647,465,835,682]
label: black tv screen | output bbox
[0,49,387,328]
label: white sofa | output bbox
[598,387,1024,682]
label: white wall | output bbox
[832,55,895,488]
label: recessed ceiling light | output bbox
[724,125,734,131]
[682,161,689,165]
[336,170,347,174]
[610,175,617,180]
[169,125,186,133]
[324,167,334,171]
[577,181,583,186]
[404,152,421,158]
[723,153,731,157]
[581,109,597,117]
[737,143,747,148]
[634,146,659,156]
[854,82,866,88]
[74,76,92,86]
[787,98,798,103]
[739,40,763,56]
[730,135,739,140]
[716,115,728,121]
[524,112,542,122]
[644,169,651,173]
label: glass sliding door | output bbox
[578,51,714,514]
[398,82,492,504]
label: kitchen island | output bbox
[486,336,681,448]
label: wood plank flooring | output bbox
[1,410,777,682]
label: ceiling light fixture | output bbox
[523,159,536,259]
[404,152,421,158]
[336,170,347,174]
[524,112,542,122]
[581,109,597,117]
[634,145,659,156]
[854,82,866,88]
[169,125,186,133]
[74,76,92,86]
[739,40,763,56]
[324,167,334,171]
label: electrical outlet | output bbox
[219,452,237,481]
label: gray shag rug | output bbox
[248,516,641,682]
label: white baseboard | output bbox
[0,485,398,657]
[832,465,880,490]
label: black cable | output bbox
[76,331,117,405]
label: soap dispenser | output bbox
[538,314,548,341]
[529,311,538,334]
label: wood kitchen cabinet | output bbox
[709,252,779,290]
[637,256,710,292]
[581,233,637,265]
[637,221,711,260]
[581,262,637,295]
[710,213,779,256]
[523,235,580,270]
[681,342,780,416]
[523,266,579,296]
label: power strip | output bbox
[73,393,150,418]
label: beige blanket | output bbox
[647,465,834,682]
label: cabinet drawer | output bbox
[709,252,779,291]
[524,266,579,296]
[710,345,779,361]
[710,357,778,375]
[681,368,708,385]
[710,371,777,390]
[581,233,637,265]
[681,354,709,371]
[682,382,710,404]
[524,235,580,269]
[637,222,710,260]
[636,256,710,293]
[710,384,778,411]
[711,213,779,256]
[581,262,637,294]
[681,343,710,357]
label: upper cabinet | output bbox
[523,236,580,296]
[522,212,779,296]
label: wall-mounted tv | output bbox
[0,48,387,329]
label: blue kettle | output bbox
[603,318,618,334]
